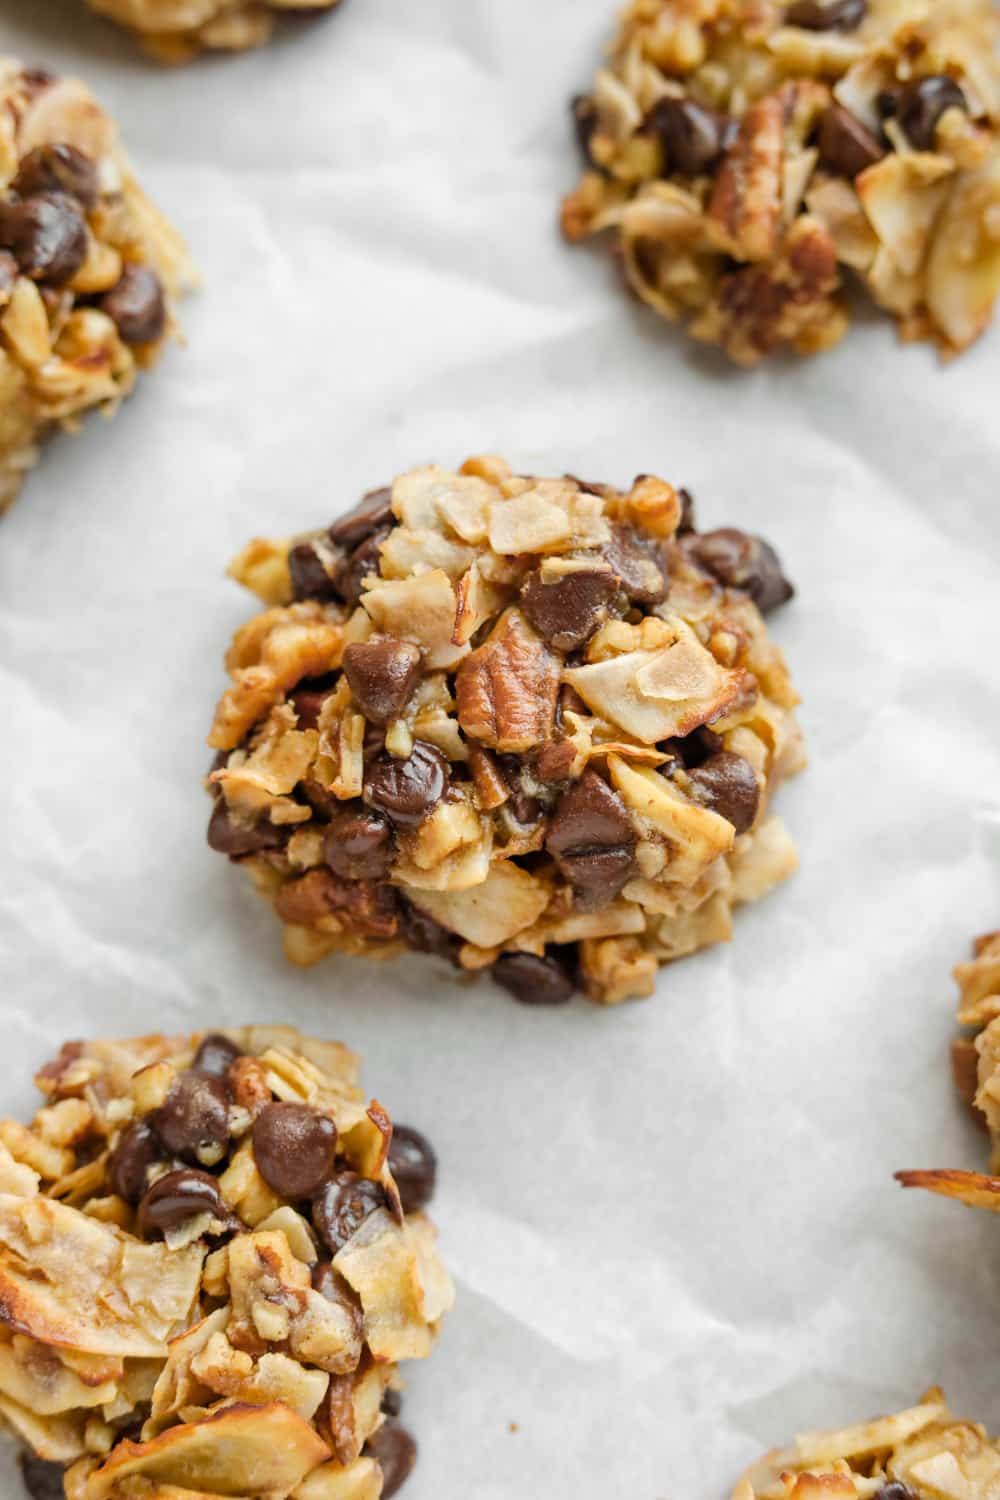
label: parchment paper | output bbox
[1,2,999,1496]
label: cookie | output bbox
[206,455,804,1006]
[562,0,1000,364]
[84,0,342,63]
[732,1388,1000,1498]
[0,1026,451,1500]
[0,60,193,511]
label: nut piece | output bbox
[83,0,344,61]
[456,608,561,753]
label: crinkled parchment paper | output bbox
[0,2,999,1496]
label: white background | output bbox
[1,2,999,1496]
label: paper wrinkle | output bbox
[0,2,998,1498]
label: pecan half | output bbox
[455,608,560,753]
[709,95,784,263]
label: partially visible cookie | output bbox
[206,455,804,1007]
[0,1026,451,1499]
[84,0,342,63]
[732,1388,1000,1498]
[0,60,194,511]
[562,0,1000,364]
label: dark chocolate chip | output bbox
[364,741,449,828]
[288,538,342,602]
[206,799,287,856]
[897,75,967,151]
[323,805,395,881]
[571,95,600,165]
[336,526,391,608]
[328,486,393,549]
[137,1168,238,1239]
[342,640,423,726]
[817,105,884,176]
[153,1071,231,1164]
[290,676,337,730]
[19,1454,65,1500]
[547,769,637,908]
[13,144,98,209]
[605,523,668,606]
[252,1102,338,1201]
[99,264,166,345]
[108,1119,162,1205]
[365,1420,418,1499]
[686,751,760,834]
[677,487,696,533]
[873,1487,919,1500]
[492,951,576,1005]
[192,1033,241,1077]
[685,527,794,614]
[381,1388,403,1418]
[673,726,724,768]
[313,1171,387,1255]
[0,192,87,284]
[520,567,618,652]
[647,95,730,176]
[784,0,867,29]
[388,1125,437,1214]
[399,901,460,961]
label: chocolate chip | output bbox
[19,1454,65,1500]
[686,751,760,834]
[0,192,86,284]
[685,528,794,614]
[647,96,730,176]
[153,1071,231,1165]
[137,1168,238,1239]
[873,1487,919,1500]
[336,526,392,608]
[192,1033,241,1077]
[492,951,576,1005]
[99,264,166,345]
[897,75,967,151]
[784,0,866,29]
[381,1388,403,1418]
[290,676,336,730]
[364,741,449,828]
[388,1125,437,1214]
[605,524,668,606]
[399,900,460,961]
[365,1420,417,1499]
[313,1171,387,1255]
[288,538,341,602]
[323,805,394,881]
[571,95,600,164]
[13,144,98,209]
[251,1102,338,1201]
[108,1119,162,1204]
[343,640,423,726]
[547,769,636,909]
[677,487,696,533]
[673,726,724,767]
[817,105,884,177]
[328,486,393,549]
[521,567,618,652]
[207,799,287,857]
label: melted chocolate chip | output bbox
[685,528,794,614]
[342,640,423,726]
[388,1125,437,1214]
[364,741,449,828]
[313,1171,387,1255]
[492,951,576,1005]
[137,1168,237,1239]
[100,264,167,345]
[784,0,866,29]
[108,1119,162,1204]
[399,901,460,961]
[192,1033,241,1077]
[520,567,618,652]
[605,524,668,606]
[0,192,87,284]
[207,799,287,857]
[19,1454,65,1500]
[153,1071,231,1164]
[365,1420,418,1499]
[686,751,760,834]
[328,486,394,549]
[253,1102,338,1200]
[817,105,884,177]
[647,96,730,176]
[897,75,967,151]
[288,538,342,602]
[13,144,98,209]
[324,805,395,881]
[546,769,637,910]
